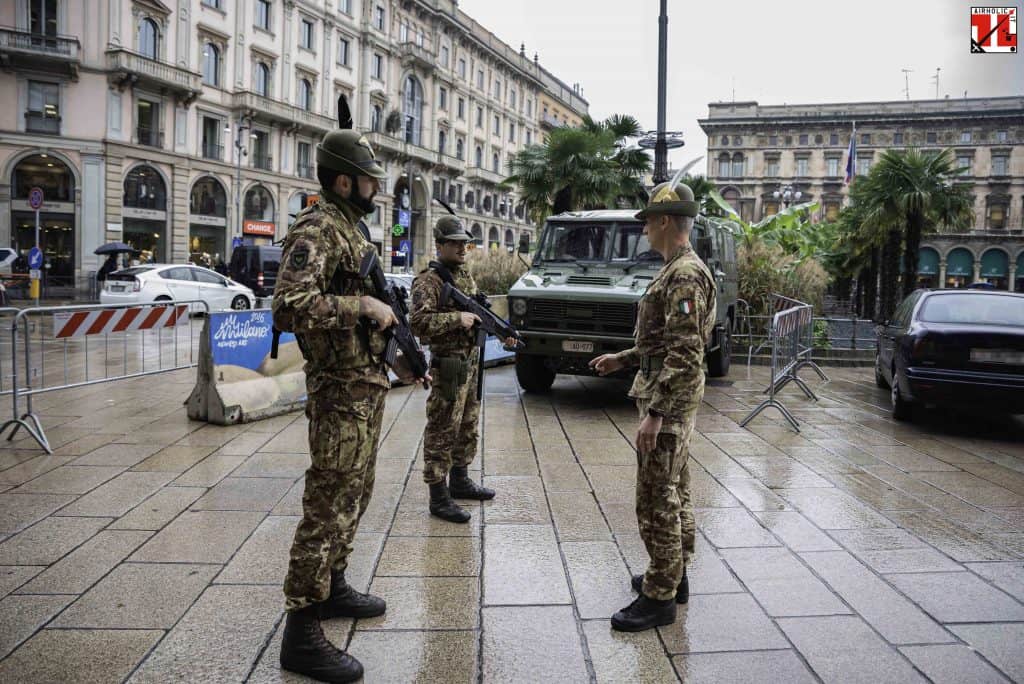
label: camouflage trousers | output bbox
[284,380,386,612]
[635,397,699,602]
[422,352,480,485]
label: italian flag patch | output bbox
[679,299,694,315]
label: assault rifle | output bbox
[359,249,430,384]
[438,279,524,400]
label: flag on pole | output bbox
[844,124,857,185]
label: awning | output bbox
[945,248,973,277]
[917,248,939,275]
[980,249,1008,278]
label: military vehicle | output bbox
[507,209,738,392]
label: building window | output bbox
[527,99,532,117]
[255,0,271,30]
[893,132,903,145]
[297,78,313,110]
[510,89,516,108]
[960,131,972,143]
[861,133,871,145]
[768,135,778,146]
[440,45,449,67]
[26,80,59,134]
[138,18,159,59]
[371,104,382,132]
[457,97,465,120]
[988,202,1008,229]
[493,114,500,136]
[202,0,220,8]
[402,75,423,145]
[202,43,220,86]
[251,130,271,169]
[475,145,483,167]
[829,133,839,145]
[458,58,466,79]
[493,152,500,173]
[372,53,383,79]
[926,131,937,144]
[438,130,447,154]
[799,134,808,145]
[297,142,312,178]
[857,156,871,176]
[814,134,823,144]
[439,87,447,110]
[731,153,745,178]
[398,22,408,43]
[957,155,972,173]
[992,155,1009,176]
[300,19,314,50]
[494,79,501,99]
[509,122,515,143]
[784,135,792,145]
[996,130,1008,142]
[526,130,532,145]
[136,98,160,147]
[476,106,483,127]
[338,0,351,14]
[718,154,730,177]
[338,37,349,65]
[720,135,728,146]
[254,62,270,96]
[765,158,779,177]
[733,136,742,145]
[456,138,464,160]
[201,116,222,159]
[477,69,484,89]
[826,157,839,177]
[374,5,385,31]
[796,157,809,177]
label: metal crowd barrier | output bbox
[0,307,19,398]
[740,295,828,432]
[1,300,208,453]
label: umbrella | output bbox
[95,242,140,255]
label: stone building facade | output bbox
[698,96,1024,292]
[0,0,588,287]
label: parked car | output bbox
[229,245,282,298]
[876,289,1024,420]
[100,264,256,312]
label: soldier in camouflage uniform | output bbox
[410,216,507,523]
[590,181,716,632]
[273,129,425,683]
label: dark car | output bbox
[875,289,1024,420]
[229,245,281,298]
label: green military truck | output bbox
[507,209,739,393]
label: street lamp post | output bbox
[231,118,256,258]
[773,183,803,209]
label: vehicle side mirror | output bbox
[518,233,531,254]
[695,236,713,260]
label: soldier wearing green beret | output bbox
[590,180,716,632]
[274,128,426,682]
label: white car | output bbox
[100,264,255,312]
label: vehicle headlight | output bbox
[511,298,528,316]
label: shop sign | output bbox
[190,214,227,227]
[243,220,276,236]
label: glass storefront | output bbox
[944,248,973,289]
[123,165,167,263]
[979,249,1009,290]
[243,185,275,246]
[189,176,227,269]
[916,247,939,289]
[11,154,75,285]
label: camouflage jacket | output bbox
[272,197,389,391]
[410,263,478,358]
[615,243,716,419]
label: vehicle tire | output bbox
[890,366,913,421]
[874,352,888,389]
[515,354,555,393]
[706,323,732,377]
[231,295,251,310]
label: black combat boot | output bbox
[448,465,495,500]
[429,481,471,523]
[631,566,689,604]
[610,594,677,632]
[280,605,363,683]
[317,570,386,619]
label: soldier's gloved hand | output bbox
[459,312,482,330]
[360,295,398,329]
[589,353,623,376]
[504,336,519,348]
[636,414,663,456]
[392,351,432,388]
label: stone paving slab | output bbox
[1,364,1023,683]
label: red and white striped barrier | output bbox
[53,304,189,339]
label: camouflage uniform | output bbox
[273,195,389,612]
[614,243,716,602]
[410,264,482,484]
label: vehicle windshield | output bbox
[919,294,1024,327]
[611,223,663,264]
[537,221,661,265]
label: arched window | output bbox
[124,165,166,210]
[465,191,475,208]
[244,185,275,221]
[475,145,483,167]
[720,135,728,146]
[438,130,447,154]
[718,153,730,177]
[731,153,745,178]
[488,226,499,250]
[371,104,382,132]
[138,18,159,59]
[402,75,423,145]
[299,78,312,111]
[492,152,500,173]
[190,175,227,217]
[471,223,483,247]
[504,229,514,251]
[456,138,464,160]
[254,63,270,97]
[203,43,220,86]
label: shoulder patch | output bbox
[290,248,309,270]
[678,298,694,315]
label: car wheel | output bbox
[515,354,555,393]
[231,295,251,310]
[874,352,888,389]
[706,322,732,377]
[890,366,913,421]
[154,295,172,305]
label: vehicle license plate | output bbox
[562,340,594,353]
[971,349,1024,364]
[110,284,124,292]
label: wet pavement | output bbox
[0,363,1023,683]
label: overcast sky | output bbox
[458,0,1023,172]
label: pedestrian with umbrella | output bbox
[94,242,139,284]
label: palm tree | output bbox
[505,114,651,222]
[681,175,718,215]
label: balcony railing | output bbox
[25,111,60,135]
[106,48,201,100]
[540,113,563,129]
[364,131,440,166]
[232,90,335,133]
[0,26,80,59]
[297,164,314,179]
[202,142,223,160]
[253,154,273,171]
[464,166,506,185]
[398,41,435,69]
[136,126,164,148]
